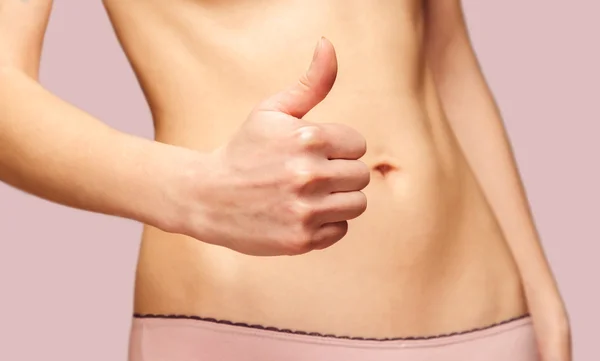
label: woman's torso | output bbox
[103,0,527,338]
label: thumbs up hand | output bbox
[190,38,370,256]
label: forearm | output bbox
[427,35,564,309]
[0,66,197,230]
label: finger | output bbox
[257,37,338,119]
[325,159,371,193]
[293,122,367,160]
[312,221,348,250]
[317,123,367,159]
[297,159,370,195]
[312,191,368,225]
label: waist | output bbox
[133,168,527,337]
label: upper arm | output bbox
[423,0,501,129]
[423,0,483,84]
[0,0,53,78]
[423,0,476,66]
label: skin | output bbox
[0,0,570,359]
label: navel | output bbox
[372,162,399,177]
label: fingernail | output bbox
[313,37,324,61]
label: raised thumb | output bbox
[259,37,338,119]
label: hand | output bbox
[527,291,572,361]
[534,307,572,361]
[180,37,370,256]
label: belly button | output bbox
[372,162,399,177]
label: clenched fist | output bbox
[179,38,370,256]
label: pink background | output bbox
[0,1,597,360]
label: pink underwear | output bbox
[129,314,539,360]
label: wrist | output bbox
[111,137,197,232]
[148,143,220,239]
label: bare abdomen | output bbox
[133,89,526,337]
[103,0,527,337]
